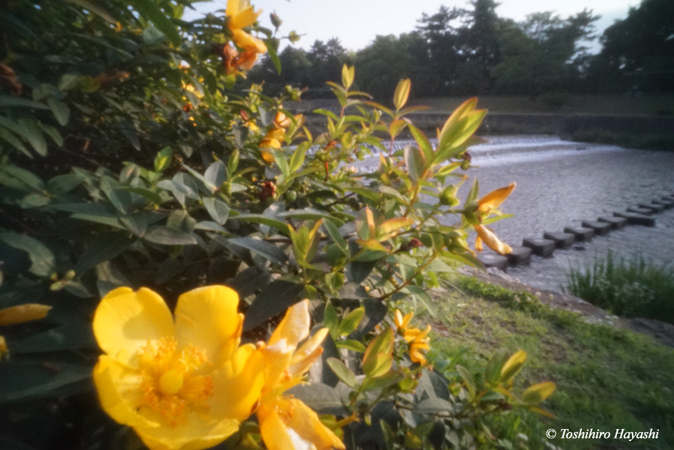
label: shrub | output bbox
[0,1,554,449]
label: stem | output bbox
[379,252,437,301]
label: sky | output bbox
[185,0,638,53]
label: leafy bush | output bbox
[0,1,555,449]
[566,252,674,323]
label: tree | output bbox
[307,38,349,87]
[492,10,599,95]
[590,0,674,92]
[247,46,312,95]
[355,35,416,100]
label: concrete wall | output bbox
[304,111,674,137]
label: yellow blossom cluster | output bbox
[393,310,431,365]
[224,0,267,76]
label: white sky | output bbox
[185,0,637,52]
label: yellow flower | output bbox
[92,286,265,450]
[226,0,267,54]
[0,303,51,326]
[403,325,431,365]
[260,127,285,150]
[393,309,413,336]
[474,182,516,255]
[256,300,345,450]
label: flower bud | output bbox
[439,184,460,206]
[270,12,283,28]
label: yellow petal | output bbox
[394,310,403,329]
[474,225,512,255]
[475,234,483,252]
[402,312,413,329]
[261,340,294,391]
[268,300,310,348]
[226,0,244,18]
[231,29,267,53]
[284,399,346,450]
[477,183,515,214]
[135,413,239,450]
[257,404,296,450]
[174,285,243,366]
[261,150,275,163]
[229,7,262,31]
[287,328,328,377]
[0,303,51,326]
[92,355,159,430]
[210,343,266,421]
[93,287,175,367]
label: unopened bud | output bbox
[288,31,300,44]
[270,12,282,28]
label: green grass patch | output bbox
[423,276,674,449]
[566,253,674,323]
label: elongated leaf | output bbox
[408,123,434,163]
[243,280,304,330]
[143,226,197,245]
[362,371,405,391]
[202,197,230,225]
[404,145,426,182]
[76,232,134,273]
[0,233,54,277]
[228,237,287,264]
[0,96,49,110]
[65,0,116,23]
[132,0,181,46]
[286,383,348,415]
[230,213,289,233]
[326,358,358,389]
[0,362,92,403]
[10,325,96,353]
[47,98,70,126]
[393,78,411,110]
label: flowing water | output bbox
[345,136,674,293]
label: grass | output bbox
[420,276,674,450]
[566,253,674,323]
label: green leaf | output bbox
[143,226,197,245]
[231,213,289,233]
[323,220,348,255]
[45,174,80,196]
[456,365,476,397]
[154,147,173,172]
[0,96,49,110]
[408,123,434,163]
[338,307,365,337]
[76,232,134,273]
[404,144,426,182]
[500,350,527,384]
[0,233,54,277]
[335,339,366,353]
[362,353,393,378]
[485,349,509,384]
[47,98,70,126]
[266,40,282,75]
[228,237,288,264]
[521,382,556,404]
[286,383,348,415]
[65,0,116,23]
[326,358,358,389]
[10,325,96,353]
[243,280,304,330]
[0,127,31,157]
[0,165,44,190]
[362,371,405,391]
[132,0,181,46]
[323,301,339,338]
[204,161,227,187]
[413,397,455,414]
[404,285,437,318]
[17,119,47,156]
[202,197,230,225]
[0,362,92,403]
[120,187,163,205]
[37,123,63,147]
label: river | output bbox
[346,136,674,293]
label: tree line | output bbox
[246,0,674,100]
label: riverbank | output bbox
[422,273,674,449]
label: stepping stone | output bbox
[626,206,653,215]
[506,246,532,266]
[613,211,656,227]
[652,199,673,209]
[598,216,627,229]
[478,253,508,270]
[581,220,612,236]
[564,226,595,241]
[522,238,555,257]
[543,231,575,248]
[638,203,664,213]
